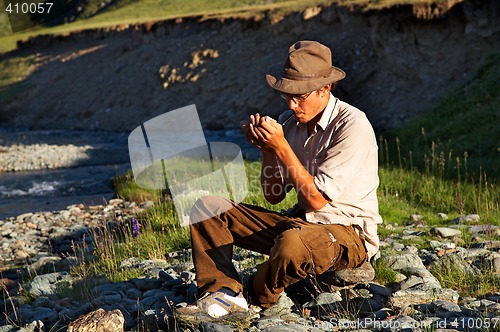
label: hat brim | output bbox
[266,64,346,95]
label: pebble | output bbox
[0,144,93,172]
[1,205,500,331]
[432,227,463,238]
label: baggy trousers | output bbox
[189,196,367,308]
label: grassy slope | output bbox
[0,0,333,53]
[382,53,500,180]
[377,54,499,225]
[0,0,456,54]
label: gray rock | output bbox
[162,278,184,288]
[201,322,235,332]
[94,293,123,306]
[315,291,343,304]
[17,320,44,332]
[158,270,175,281]
[476,252,500,273]
[474,240,500,251]
[368,308,394,320]
[432,227,462,238]
[389,288,459,308]
[126,288,143,300]
[429,240,442,249]
[367,283,392,298]
[384,253,426,270]
[17,305,35,324]
[468,225,500,235]
[431,300,463,318]
[32,307,58,326]
[120,257,140,269]
[399,268,442,290]
[264,324,309,331]
[256,317,287,330]
[131,277,163,291]
[485,293,500,302]
[354,297,385,314]
[436,213,448,220]
[458,247,491,258]
[410,214,422,222]
[138,296,163,310]
[262,293,294,316]
[304,292,342,308]
[26,272,72,297]
[392,315,420,331]
[392,242,405,251]
[67,308,125,332]
[400,275,428,290]
[452,214,480,224]
[430,253,482,277]
[319,261,375,287]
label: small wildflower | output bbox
[132,218,140,237]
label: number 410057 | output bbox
[5,2,53,14]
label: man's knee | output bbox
[190,196,233,225]
[270,229,308,262]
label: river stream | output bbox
[0,128,258,220]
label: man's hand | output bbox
[251,116,285,153]
[241,113,283,152]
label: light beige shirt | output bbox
[278,93,382,258]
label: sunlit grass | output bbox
[0,55,38,103]
[0,0,335,53]
[0,0,459,54]
[429,254,500,298]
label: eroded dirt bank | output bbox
[1,0,499,133]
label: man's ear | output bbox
[321,84,332,95]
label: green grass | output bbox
[113,171,163,203]
[70,201,190,279]
[0,54,38,103]
[373,256,398,285]
[429,254,500,298]
[0,0,458,54]
[381,53,500,180]
[375,53,500,235]
[378,166,498,225]
[0,0,336,54]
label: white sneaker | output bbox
[176,290,248,318]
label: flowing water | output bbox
[0,128,259,220]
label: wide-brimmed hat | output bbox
[266,40,346,95]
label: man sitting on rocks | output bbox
[177,40,382,319]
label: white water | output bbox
[0,128,258,220]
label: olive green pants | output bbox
[189,196,367,308]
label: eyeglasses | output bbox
[280,91,313,104]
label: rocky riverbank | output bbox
[0,128,130,173]
[1,199,500,332]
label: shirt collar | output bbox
[316,92,338,131]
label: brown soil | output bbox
[1,0,499,133]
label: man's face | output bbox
[281,88,328,124]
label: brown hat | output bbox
[266,40,346,94]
